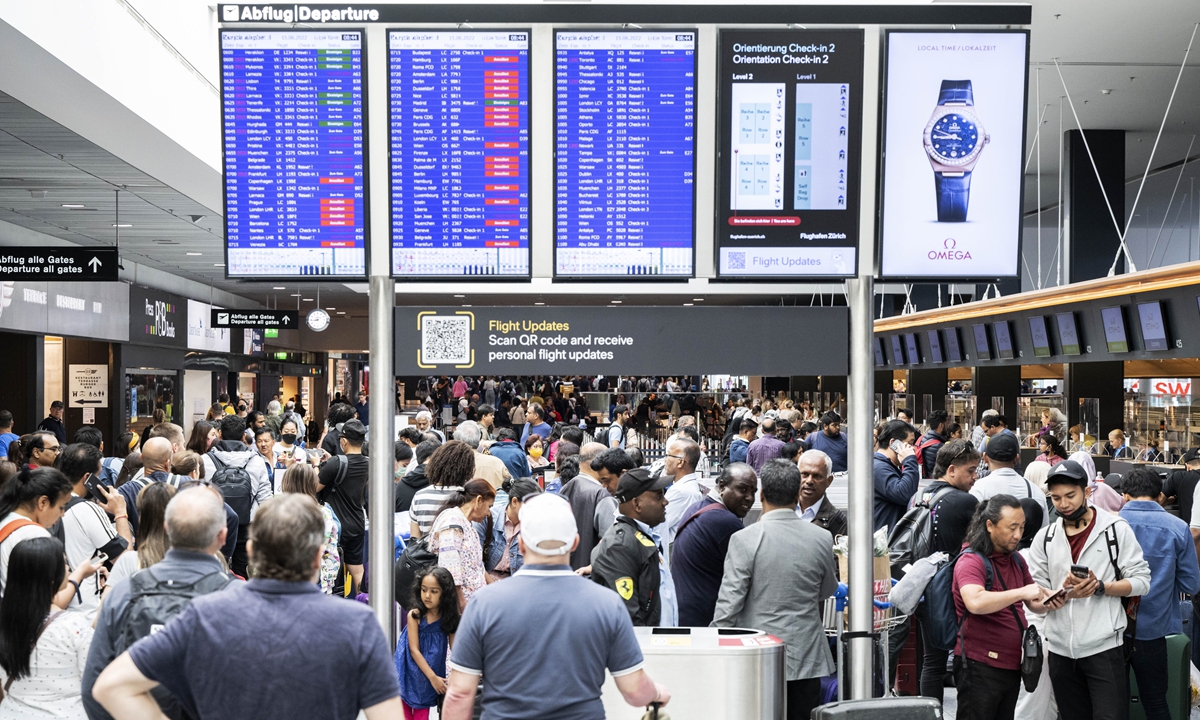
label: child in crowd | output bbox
[395,566,459,720]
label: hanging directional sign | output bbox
[210,309,298,329]
[0,247,119,281]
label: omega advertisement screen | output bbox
[715,30,864,278]
[879,31,1029,280]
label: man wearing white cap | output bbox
[441,494,670,720]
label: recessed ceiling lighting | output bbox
[454,294,465,298]
[186,252,203,256]
[693,298,704,301]
[290,293,302,297]
[534,302,545,305]
[611,300,622,304]
[683,303,694,306]
[61,204,85,209]
[462,304,472,307]
[325,308,335,311]
[112,223,133,228]
[336,311,345,315]
[213,263,225,267]
[273,286,285,290]
[302,298,313,302]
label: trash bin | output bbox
[600,627,785,719]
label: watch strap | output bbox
[938,80,974,106]
[934,172,972,222]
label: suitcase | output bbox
[811,697,942,719]
[1129,632,1192,720]
[893,622,920,695]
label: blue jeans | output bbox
[1130,637,1170,720]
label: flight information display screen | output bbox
[389,31,531,277]
[716,30,864,277]
[221,30,367,278]
[555,31,696,277]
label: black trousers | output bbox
[786,678,822,720]
[1048,646,1128,720]
[1130,637,1170,720]
[232,535,249,578]
[954,657,1021,720]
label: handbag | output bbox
[993,558,1043,691]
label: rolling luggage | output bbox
[811,697,942,719]
[1129,632,1192,720]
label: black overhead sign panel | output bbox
[0,248,119,282]
[211,309,299,329]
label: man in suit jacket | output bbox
[712,458,837,720]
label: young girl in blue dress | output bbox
[395,566,459,720]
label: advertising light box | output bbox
[715,30,864,278]
[879,31,1029,280]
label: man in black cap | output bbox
[590,468,675,626]
[970,433,1037,502]
[39,400,67,443]
[317,419,370,591]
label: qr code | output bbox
[421,316,471,365]
[728,252,746,270]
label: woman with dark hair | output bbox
[524,434,549,470]
[0,467,98,605]
[1034,434,1066,466]
[409,440,477,540]
[104,482,177,592]
[483,477,541,580]
[0,537,95,717]
[113,452,142,489]
[430,478,496,610]
[280,464,340,594]
[185,421,217,456]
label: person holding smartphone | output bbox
[872,419,920,534]
[1027,460,1151,720]
[57,442,129,620]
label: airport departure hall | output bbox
[1,1,1199,719]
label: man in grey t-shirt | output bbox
[442,494,670,720]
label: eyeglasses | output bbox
[39,445,61,454]
[665,454,684,460]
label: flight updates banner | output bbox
[715,30,864,278]
[879,31,1029,280]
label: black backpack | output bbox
[116,567,232,653]
[209,454,255,525]
[394,537,438,611]
[887,487,955,580]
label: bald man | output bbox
[82,487,232,720]
[116,437,187,536]
[560,441,620,570]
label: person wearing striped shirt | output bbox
[410,441,476,539]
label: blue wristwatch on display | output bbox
[923,80,990,222]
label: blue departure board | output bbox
[389,31,531,277]
[555,31,696,277]
[221,30,367,278]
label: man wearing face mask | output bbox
[1027,460,1151,720]
[671,463,758,627]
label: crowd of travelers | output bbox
[0,373,1194,720]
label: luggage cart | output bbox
[825,583,907,702]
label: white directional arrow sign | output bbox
[88,256,102,272]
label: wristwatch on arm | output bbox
[923,80,990,222]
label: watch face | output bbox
[925,109,985,166]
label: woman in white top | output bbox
[0,468,97,608]
[0,536,94,719]
[103,483,176,592]
[274,419,308,467]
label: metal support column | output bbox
[848,25,882,700]
[364,25,396,644]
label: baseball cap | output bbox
[1047,459,1089,486]
[985,433,1020,462]
[613,467,672,504]
[340,419,367,442]
[518,494,577,556]
[50,401,64,410]
[1183,448,1200,465]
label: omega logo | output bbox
[929,237,972,261]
